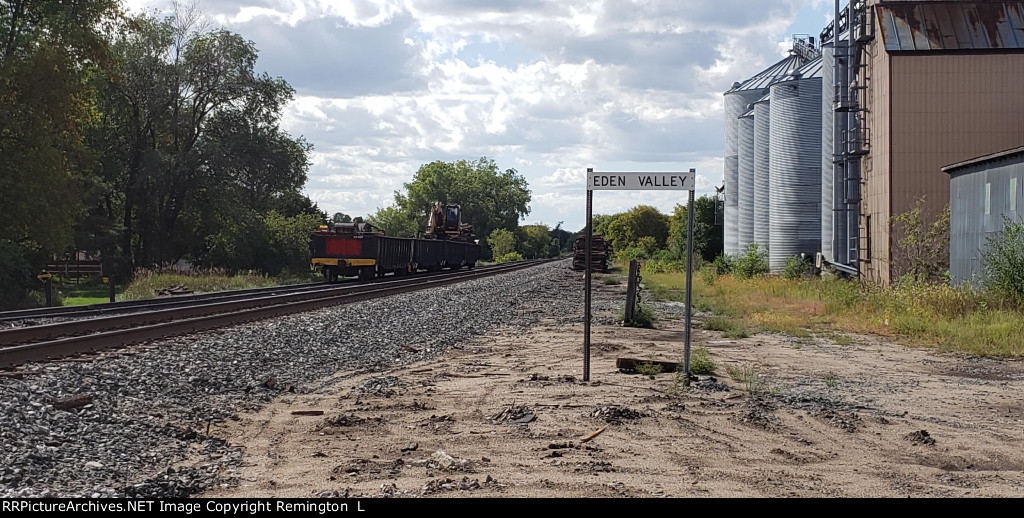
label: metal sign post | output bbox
[583,169,696,382]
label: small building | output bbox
[942,146,1024,286]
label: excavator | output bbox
[425,202,475,242]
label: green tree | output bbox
[518,224,554,258]
[368,205,418,237]
[891,197,950,283]
[332,212,352,223]
[0,0,119,253]
[399,157,531,252]
[666,196,723,262]
[604,205,669,253]
[981,215,1024,306]
[488,228,517,257]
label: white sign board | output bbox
[587,171,695,191]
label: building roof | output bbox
[876,1,1024,52]
[775,56,824,83]
[942,146,1024,174]
[725,54,808,94]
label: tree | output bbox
[891,197,950,283]
[981,215,1024,306]
[518,224,554,258]
[0,0,119,253]
[399,157,531,252]
[666,196,722,262]
[604,205,669,253]
[488,228,517,258]
[332,212,352,223]
[367,205,418,237]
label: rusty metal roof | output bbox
[876,1,1024,51]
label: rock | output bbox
[401,442,418,452]
[84,462,103,469]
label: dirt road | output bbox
[195,269,1024,498]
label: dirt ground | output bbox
[194,277,1024,498]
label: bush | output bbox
[0,240,43,310]
[733,243,769,279]
[624,303,656,328]
[782,255,814,280]
[689,345,715,375]
[493,251,524,264]
[981,215,1024,307]
[712,254,733,275]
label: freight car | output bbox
[310,203,481,282]
[572,234,611,272]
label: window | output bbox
[985,182,991,215]
[1011,178,1018,213]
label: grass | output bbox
[646,268,1024,357]
[689,345,715,375]
[120,267,315,301]
[726,363,778,395]
[57,282,120,306]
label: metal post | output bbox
[683,172,696,384]
[584,168,593,382]
[109,277,115,303]
[624,260,639,324]
[44,277,53,307]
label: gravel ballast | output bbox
[0,261,624,498]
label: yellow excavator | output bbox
[425,202,475,242]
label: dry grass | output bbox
[647,269,1024,357]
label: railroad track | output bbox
[0,260,555,368]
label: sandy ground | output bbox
[194,273,1024,498]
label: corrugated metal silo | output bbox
[821,44,834,262]
[737,109,755,250]
[768,57,823,272]
[723,52,807,257]
[753,93,771,250]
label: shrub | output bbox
[493,252,524,264]
[712,254,733,275]
[689,345,715,375]
[624,303,656,328]
[782,255,814,280]
[981,215,1024,307]
[732,243,769,279]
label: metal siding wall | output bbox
[724,90,765,256]
[821,45,835,262]
[753,100,771,249]
[768,77,823,273]
[737,114,756,251]
[949,157,1024,286]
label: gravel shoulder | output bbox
[195,266,1024,498]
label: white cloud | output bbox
[125,0,827,229]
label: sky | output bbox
[125,0,835,231]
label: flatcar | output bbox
[310,203,481,282]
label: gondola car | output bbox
[310,203,480,282]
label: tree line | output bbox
[587,197,723,265]
[0,1,319,308]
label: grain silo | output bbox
[768,57,823,272]
[752,93,771,250]
[723,47,811,256]
[737,109,756,250]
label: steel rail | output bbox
[0,259,556,368]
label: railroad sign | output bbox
[581,168,698,384]
[587,171,696,191]
[37,272,52,282]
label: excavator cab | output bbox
[426,202,474,242]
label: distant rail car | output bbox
[572,234,611,272]
[310,203,481,282]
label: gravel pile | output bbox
[0,260,624,498]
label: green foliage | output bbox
[891,197,951,283]
[635,360,663,376]
[493,252,524,264]
[332,213,352,223]
[712,254,734,275]
[624,304,656,328]
[732,244,769,279]
[689,345,716,375]
[666,196,724,262]
[518,224,557,258]
[605,205,669,253]
[0,240,39,309]
[702,315,750,338]
[400,157,531,252]
[981,215,1024,307]
[782,255,814,280]
[368,205,419,238]
[488,228,517,257]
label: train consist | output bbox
[310,203,481,282]
[571,234,611,272]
